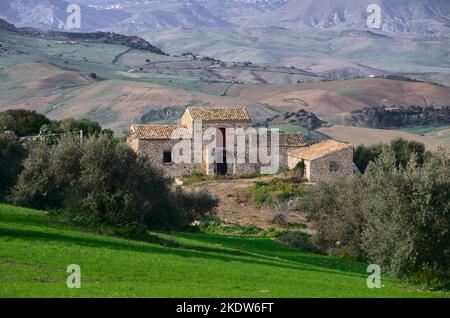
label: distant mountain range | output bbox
[0,0,129,32]
[1,0,449,37]
[247,0,450,36]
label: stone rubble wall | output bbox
[308,148,354,182]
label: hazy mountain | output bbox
[2,0,449,36]
[197,0,289,24]
[102,2,233,33]
[0,0,130,31]
[247,0,450,36]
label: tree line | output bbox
[0,109,114,138]
[348,105,450,129]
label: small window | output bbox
[330,161,339,172]
[163,151,172,164]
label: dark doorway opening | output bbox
[216,128,227,175]
[216,162,228,175]
[163,151,172,164]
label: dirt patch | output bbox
[183,176,310,230]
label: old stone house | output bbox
[128,107,354,180]
[287,140,354,182]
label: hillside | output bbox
[0,18,165,54]
[1,18,450,143]
[317,125,450,150]
[2,25,450,135]
[1,204,447,297]
[144,26,450,81]
[226,78,450,115]
[0,26,286,131]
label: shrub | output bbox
[301,175,365,257]
[0,109,51,136]
[361,148,450,284]
[197,216,280,237]
[56,118,103,137]
[158,188,218,230]
[271,212,288,225]
[250,180,301,205]
[13,141,60,209]
[65,136,167,227]
[302,147,450,288]
[278,232,316,252]
[354,138,427,173]
[12,135,217,230]
[0,133,27,201]
[181,172,210,183]
[270,198,295,225]
[354,143,382,173]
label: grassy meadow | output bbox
[0,204,448,298]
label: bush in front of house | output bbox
[12,135,217,230]
[302,147,450,289]
[300,174,365,257]
[165,188,219,229]
[250,180,302,206]
[361,147,450,288]
[0,133,27,201]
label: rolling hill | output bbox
[143,26,450,81]
[1,18,449,150]
[4,1,450,85]
[1,204,447,297]
[1,23,450,135]
[317,125,450,150]
[225,78,450,115]
[0,26,283,131]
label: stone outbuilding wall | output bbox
[306,147,354,182]
[287,142,355,182]
[134,139,203,177]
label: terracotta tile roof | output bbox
[279,133,306,147]
[131,124,190,140]
[187,107,251,121]
[288,140,352,160]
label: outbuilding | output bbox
[287,140,354,182]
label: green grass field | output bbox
[0,204,448,298]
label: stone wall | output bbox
[287,147,354,182]
[129,122,300,177]
[308,148,354,182]
[132,138,203,177]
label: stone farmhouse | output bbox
[128,107,354,181]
